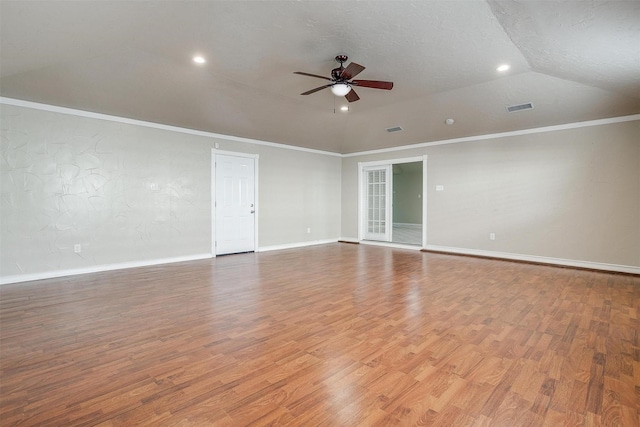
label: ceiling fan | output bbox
[294,55,393,102]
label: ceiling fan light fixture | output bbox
[331,83,351,96]
[295,55,392,102]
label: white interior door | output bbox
[364,165,392,242]
[215,154,256,255]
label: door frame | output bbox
[358,155,428,247]
[211,149,259,257]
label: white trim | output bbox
[423,245,640,275]
[212,149,259,256]
[3,243,634,285]
[422,154,428,247]
[259,239,338,252]
[335,240,639,274]
[214,149,259,159]
[211,149,216,257]
[3,97,637,159]
[343,114,640,157]
[357,155,424,167]
[254,158,260,253]
[0,253,212,285]
[360,240,423,251]
[359,157,425,245]
[0,97,341,157]
[357,162,364,242]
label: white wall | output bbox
[0,103,341,283]
[3,100,638,281]
[342,120,640,271]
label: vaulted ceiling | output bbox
[1,0,639,154]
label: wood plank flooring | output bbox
[1,243,639,426]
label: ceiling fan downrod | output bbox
[331,55,349,80]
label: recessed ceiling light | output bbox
[496,64,510,72]
[445,118,455,125]
[193,56,206,64]
[340,106,349,112]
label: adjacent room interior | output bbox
[1,1,639,425]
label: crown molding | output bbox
[2,97,638,159]
[0,97,341,157]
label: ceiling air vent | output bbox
[506,102,534,113]
[386,126,404,133]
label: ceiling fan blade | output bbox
[345,89,360,102]
[352,80,394,90]
[340,62,365,80]
[300,84,332,95]
[294,71,332,81]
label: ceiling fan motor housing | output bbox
[332,55,348,80]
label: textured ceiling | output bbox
[1,0,639,154]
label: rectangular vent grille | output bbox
[506,102,534,113]
[386,126,404,133]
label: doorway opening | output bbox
[358,156,427,247]
[392,161,423,245]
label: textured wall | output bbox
[342,120,640,268]
[1,105,211,277]
[257,147,341,247]
[0,104,341,281]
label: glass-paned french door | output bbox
[364,165,392,241]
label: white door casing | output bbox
[213,151,258,255]
[358,155,427,247]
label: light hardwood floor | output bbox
[1,243,638,426]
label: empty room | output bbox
[1,1,639,426]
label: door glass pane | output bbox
[365,167,388,240]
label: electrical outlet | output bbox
[307,228,311,234]
[436,185,444,192]
[74,244,82,253]
[489,233,496,241]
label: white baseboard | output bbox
[360,240,423,251]
[336,238,638,274]
[258,239,338,252]
[1,241,338,285]
[0,253,213,285]
[3,243,635,285]
[423,245,640,275]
